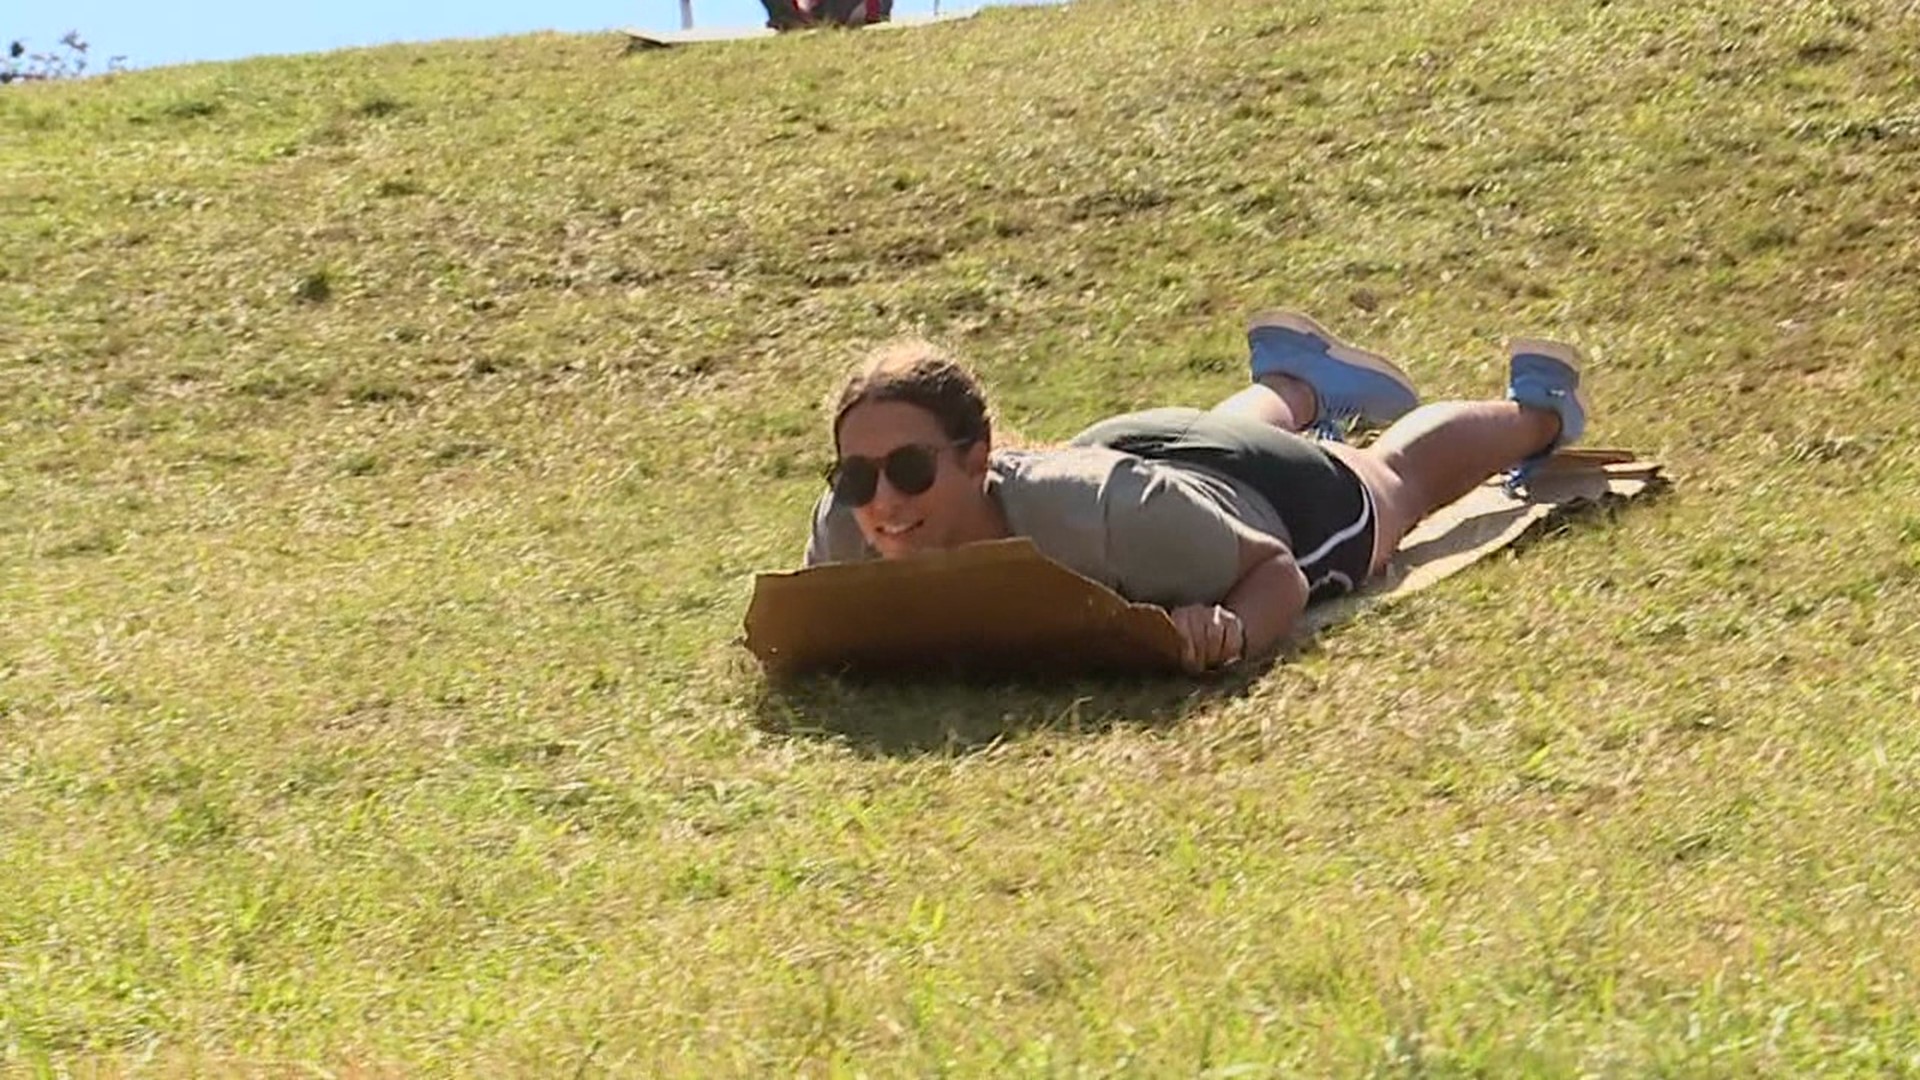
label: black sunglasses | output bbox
[827,440,973,508]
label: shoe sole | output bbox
[1247,309,1420,400]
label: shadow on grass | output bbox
[745,649,1294,757]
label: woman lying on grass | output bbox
[805,312,1590,674]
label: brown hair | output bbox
[830,339,993,451]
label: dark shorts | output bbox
[1069,407,1376,603]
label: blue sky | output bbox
[10,0,987,72]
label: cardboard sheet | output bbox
[743,448,1665,679]
[1299,448,1663,636]
[743,534,1184,679]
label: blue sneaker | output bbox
[1304,417,1352,443]
[1247,311,1421,437]
[1504,337,1590,492]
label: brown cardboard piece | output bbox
[743,448,1665,679]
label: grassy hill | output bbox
[4,0,1919,1072]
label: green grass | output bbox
[4,0,1920,1073]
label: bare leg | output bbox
[1371,401,1559,515]
[1207,374,1318,432]
[1327,401,1560,573]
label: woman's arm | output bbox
[1222,538,1310,659]
[1169,532,1308,672]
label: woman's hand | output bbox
[1169,604,1246,675]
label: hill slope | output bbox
[4,0,1920,1072]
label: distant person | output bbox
[761,0,893,30]
[803,313,1590,673]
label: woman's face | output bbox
[833,399,989,559]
